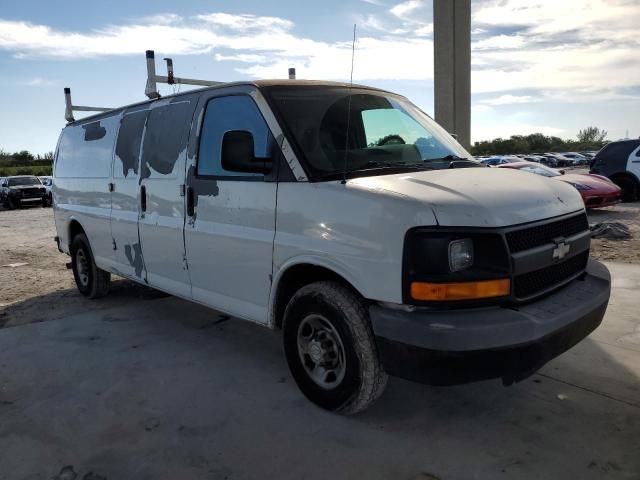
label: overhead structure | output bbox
[433,0,471,149]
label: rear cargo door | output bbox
[137,97,196,297]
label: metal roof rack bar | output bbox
[145,50,224,99]
[63,87,112,123]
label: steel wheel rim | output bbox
[76,248,89,287]
[297,314,346,390]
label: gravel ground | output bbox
[0,201,638,326]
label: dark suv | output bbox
[590,139,640,202]
[0,175,48,209]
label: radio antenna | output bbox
[341,24,357,185]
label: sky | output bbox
[0,0,638,154]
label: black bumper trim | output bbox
[371,259,610,386]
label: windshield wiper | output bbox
[314,162,435,181]
[426,155,483,169]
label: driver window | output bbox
[197,95,274,177]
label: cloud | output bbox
[481,94,537,105]
[389,0,424,18]
[0,14,433,81]
[23,77,55,87]
[0,1,638,98]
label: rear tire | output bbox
[283,281,387,414]
[614,176,638,202]
[70,233,110,298]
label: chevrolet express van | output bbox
[53,81,611,413]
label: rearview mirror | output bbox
[221,130,272,175]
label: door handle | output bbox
[140,185,147,212]
[108,182,114,192]
[186,186,195,217]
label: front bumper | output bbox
[369,259,610,385]
[583,191,621,208]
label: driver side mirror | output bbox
[1,182,7,188]
[559,170,566,175]
[221,130,272,175]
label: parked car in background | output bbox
[561,152,589,165]
[541,154,562,167]
[38,176,53,206]
[590,139,640,202]
[480,155,519,166]
[522,155,545,163]
[545,153,576,166]
[0,175,48,209]
[498,161,621,208]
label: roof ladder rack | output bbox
[63,88,112,123]
[145,50,224,99]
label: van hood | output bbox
[348,167,585,227]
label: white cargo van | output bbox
[53,79,611,413]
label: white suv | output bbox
[53,81,611,413]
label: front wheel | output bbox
[70,233,110,298]
[283,281,387,414]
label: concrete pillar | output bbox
[433,0,471,149]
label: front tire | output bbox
[283,281,387,414]
[70,233,110,299]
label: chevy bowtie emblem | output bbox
[552,240,571,261]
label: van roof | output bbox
[65,80,394,126]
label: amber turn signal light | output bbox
[411,278,511,301]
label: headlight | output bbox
[567,182,593,191]
[403,229,510,304]
[448,238,473,272]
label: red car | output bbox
[498,162,621,208]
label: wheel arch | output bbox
[269,258,366,330]
[610,171,640,187]
[68,218,86,245]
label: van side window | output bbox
[114,110,148,178]
[141,101,194,179]
[197,96,273,177]
[55,114,120,178]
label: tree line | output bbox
[0,149,54,176]
[470,127,608,156]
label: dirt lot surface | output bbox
[589,204,640,263]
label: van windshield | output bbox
[263,86,478,180]
[8,176,41,186]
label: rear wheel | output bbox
[70,233,110,298]
[613,176,638,202]
[283,281,387,414]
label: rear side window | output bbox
[141,100,194,179]
[197,95,274,177]
[598,142,634,160]
[55,114,120,178]
[114,110,148,178]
